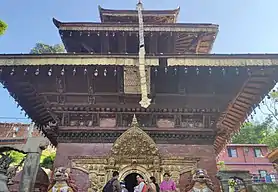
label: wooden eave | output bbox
[57,128,215,145]
[1,53,278,148]
[53,18,218,33]
[1,53,278,67]
[98,5,180,23]
[267,148,278,161]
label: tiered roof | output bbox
[98,5,180,23]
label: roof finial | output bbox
[131,114,139,127]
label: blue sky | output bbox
[0,0,278,123]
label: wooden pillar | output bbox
[118,32,127,53]
[117,66,124,104]
[101,32,109,53]
[149,33,158,54]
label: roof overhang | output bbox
[1,53,278,67]
[1,53,278,151]
[267,148,278,162]
[53,18,219,33]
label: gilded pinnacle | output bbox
[131,114,139,127]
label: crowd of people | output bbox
[103,171,177,192]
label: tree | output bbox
[0,20,8,36]
[30,43,65,54]
[260,90,278,122]
[40,148,56,169]
[232,116,278,150]
[2,148,56,169]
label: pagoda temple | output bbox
[1,2,278,192]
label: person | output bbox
[103,171,121,192]
[134,185,139,192]
[120,181,128,192]
[136,175,148,192]
[149,176,159,192]
[160,173,176,192]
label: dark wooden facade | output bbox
[0,53,278,154]
[0,6,277,155]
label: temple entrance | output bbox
[124,173,142,192]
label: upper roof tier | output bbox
[98,5,180,23]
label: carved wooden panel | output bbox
[124,66,150,94]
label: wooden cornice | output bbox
[56,129,216,145]
[53,18,218,33]
[1,53,278,67]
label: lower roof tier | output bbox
[0,53,278,153]
[53,18,218,54]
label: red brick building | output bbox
[218,144,277,182]
[0,122,41,138]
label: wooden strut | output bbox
[137,0,151,108]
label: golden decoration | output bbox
[111,115,158,158]
[70,116,199,192]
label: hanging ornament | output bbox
[196,67,199,75]
[208,67,212,75]
[184,67,188,74]
[235,67,239,75]
[154,68,158,76]
[260,68,265,75]
[164,67,168,73]
[174,68,177,75]
[114,68,117,76]
[103,68,107,76]
[48,68,52,76]
[87,32,90,36]
[73,68,76,76]
[221,68,225,75]
[35,68,39,76]
[10,68,15,76]
[94,69,98,76]
[24,68,28,75]
[84,68,87,75]
[247,68,251,76]
[61,68,65,76]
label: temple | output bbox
[0,2,278,192]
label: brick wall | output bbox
[0,123,40,138]
[55,143,220,192]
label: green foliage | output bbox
[261,91,278,122]
[232,116,278,149]
[9,151,26,165]
[1,148,56,169]
[217,161,227,171]
[0,20,8,36]
[30,43,65,54]
[40,149,56,169]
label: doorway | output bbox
[124,173,143,192]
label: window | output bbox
[227,147,238,157]
[259,170,267,178]
[254,148,263,157]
